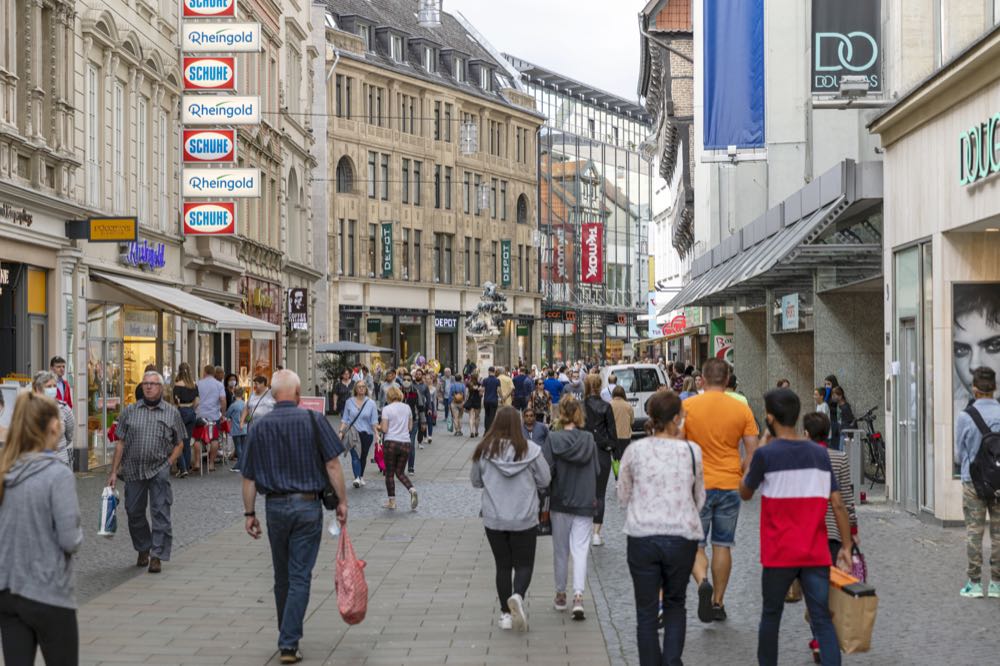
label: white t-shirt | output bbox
[247,390,276,422]
[382,401,412,442]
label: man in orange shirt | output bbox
[682,358,759,623]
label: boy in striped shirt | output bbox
[740,389,852,666]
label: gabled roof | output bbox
[653,0,692,33]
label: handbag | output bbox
[335,528,368,625]
[308,411,340,511]
[851,544,868,582]
[537,493,552,536]
[373,435,386,473]
[342,398,369,452]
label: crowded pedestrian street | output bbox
[63,416,999,665]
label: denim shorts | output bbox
[699,489,741,548]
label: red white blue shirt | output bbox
[742,438,838,568]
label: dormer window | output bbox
[479,66,490,90]
[359,24,371,51]
[455,57,466,82]
[423,46,436,72]
[390,35,403,62]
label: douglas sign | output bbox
[811,0,881,93]
[959,113,1000,186]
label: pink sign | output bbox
[299,396,326,413]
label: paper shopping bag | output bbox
[828,567,878,653]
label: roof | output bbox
[653,0,692,33]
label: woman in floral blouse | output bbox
[617,390,705,666]
[530,379,552,424]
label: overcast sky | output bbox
[444,0,645,104]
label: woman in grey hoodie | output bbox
[0,391,83,665]
[471,406,551,633]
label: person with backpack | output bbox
[955,366,1000,599]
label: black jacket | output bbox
[584,395,616,452]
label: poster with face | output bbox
[288,288,308,331]
[953,283,1000,471]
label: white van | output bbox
[599,363,668,435]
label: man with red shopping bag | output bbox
[241,370,348,665]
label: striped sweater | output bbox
[824,447,857,543]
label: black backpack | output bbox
[965,406,1000,501]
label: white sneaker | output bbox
[508,594,528,632]
[410,488,419,510]
[427,437,433,444]
[498,612,512,630]
[358,477,367,487]
[352,478,361,488]
[419,443,425,449]
[591,533,604,547]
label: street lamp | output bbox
[417,0,443,28]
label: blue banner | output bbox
[703,0,765,150]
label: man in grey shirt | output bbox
[108,371,185,573]
[195,364,227,472]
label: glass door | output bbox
[86,338,123,469]
[898,319,919,514]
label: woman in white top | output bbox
[617,390,705,666]
[378,385,418,511]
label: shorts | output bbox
[699,489,741,548]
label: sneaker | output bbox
[697,580,715,623]
[712,603,727,621]
[418,444,425,449]
[359,477,367,487]
[410,488,419,510]
[508,593,528,632]
[384,498,397,510]
[553,592,568,611]
[279,648,303,664]
[591,532,604,547]
[426,437,433,444]
[571,594,585,620]
[990,581,1000,598]
[230,467,241,473]
[960,580,984,598]
[809,639,820,664]
[352,478,361,488]
[498,613,513,630]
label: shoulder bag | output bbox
[342,398,369,452]
[308,411,340,511]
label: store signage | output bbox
[811,0,881,93]
[616,313,627,325]
[380,222,393,278]
[781,293,800,330]
[182,168,259,197]
[120,240,166,271]
[182,95,260,124]
[288,288,308,331]
[183,57,236,91]
[714,334,735,362]
[660,313,687,336]
[182,202,235,235]
[516,322,530,337]
[182,0,236,18]
[434,317,457,331]
[183,129,236,163]
[500,240,512,287]
[0,264,9,296]
[958,114,1000,186]
[581,222,603,284]
[87,216,138,242]
[367,318,382,333]
[0,202,32,227]
[182,22,261,52]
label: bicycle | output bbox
[856,407,885,487]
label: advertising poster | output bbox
[953,283,1000,472]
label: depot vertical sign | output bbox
[380,222,394,278]
[581,223,603,284]
[500,240,512,287]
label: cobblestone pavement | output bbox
[590,475,1000,665]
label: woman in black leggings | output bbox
[583,373,617,547]
[471,407,551,632]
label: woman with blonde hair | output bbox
[31,371,75,467]
[541,396,599,620]
[378,385,418,511]
[0,391,83,664]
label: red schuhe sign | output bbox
[580,222,603,284]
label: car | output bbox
[599,363,668,436]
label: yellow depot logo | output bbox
[89,217,137,242]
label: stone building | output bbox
[321,0,544,372]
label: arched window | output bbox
[336,156,354,193]
[516,194,528,224]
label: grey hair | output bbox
[270,369,301,398]
[142,370,165,385]
[32,370,57,392]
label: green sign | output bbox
[500,240,512,287]
[516,323,530,337]
[367,318,382,333]
[959,114,1000,186]
[380,222,393,278]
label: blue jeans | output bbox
[349,431,374,479]
[627,535,698,666]
[264,496,323,650]
[758,566,840,666]
[232,435,246,470]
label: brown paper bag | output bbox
[785,578,803,602]
[828,567,878,653]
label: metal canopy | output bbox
[315,341,395,354]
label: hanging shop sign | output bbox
[434,317,457,331]
[367,318,382,333]
[0,202,32,227]
[500,240,512,287]
[781,293,800,330]
[580,222,604,284]
[516,321,530,337]
[182,22,261,52]
[183,0,237,18]
[660,313,687,336]
[120,240,166,271]
[380,222,393,278]
[182,202,235,235]
[182,168,259,198]
[811,0,882,93]
[183,129,236,163]
[64,216,138,242]
[958,113,1000,186]
[288,288,308,331]
[183,57,237,91]
[182,95,260,124]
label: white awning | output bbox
[91,271,279,333]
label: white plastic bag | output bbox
[98,486,119,537]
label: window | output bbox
[413,161,422,205]
[463,171,471,214]
[434,101,441,140]
[517,194,528,224]
[433,234,441,282]
[399,94,416,134]
[366,84,374,124]
[515,127,521,162]
[347,220,356,277]
[423,46,435,72]
[434,165,441,209]
[500,181,507,221]
[158,112,168,230]
[367,152,376,198]
[390,35,403,62]
[490,178,497,219]
[113,82,124,212]
[137,97,148,225]
[612,126,619,146]
[380,154,389,200]
[455,57,466,82]
[517,244,523,289]
[402,159,410,203]
[368,224,377,276]
[444,104,452,142]
[587,118,595,138]
[339,219,346,273]
[335,75,353,118]
[444,167,452,210]
[443,234,452,284]
[287,48,302,110]
[402,228,411,279]
[85,65,99,206]
[474,174,481,216]
[414,230,422,281]
[479,66,489,90]
[359,24,371,51]
[336,156,354,193]
[491,241,498,282]
[376,87,383,126]
[474,239,481,285]
[464,236,471,283]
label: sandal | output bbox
[384,498,397,510]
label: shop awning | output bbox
[660,160,883,314]
[91,271,280,333]
[315,341,394,354]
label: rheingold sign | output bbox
[183,23,261,52]
[959,113,1000,186]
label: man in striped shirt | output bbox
[740,389,852,666]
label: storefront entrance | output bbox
[0,262,48,378]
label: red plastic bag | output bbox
[373,439,385,473]
[335,528,368,625]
